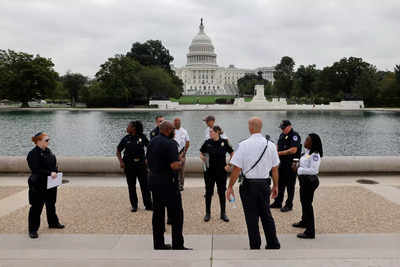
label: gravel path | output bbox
[0,186,26,200]
[0,186,399,234]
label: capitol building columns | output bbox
[174,19,275,96]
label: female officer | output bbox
[27,132,64,239]
[292,133,323,239]
[117,121,152,212]
[200,126,234,222]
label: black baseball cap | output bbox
[203,115,215,122]
[279,120,291,129]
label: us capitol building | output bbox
[173,19,275,96]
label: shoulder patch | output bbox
[293,135,298,141]
[313,154,319,161]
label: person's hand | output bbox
[51,172,57,179]
[226,186,234,201]
[271,184,278,199]
[224,164,231,172]
[120,161,125,169]
[291,163,298,172]
[200,154,206,162]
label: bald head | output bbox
[248,117,263,134]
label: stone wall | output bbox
[0,156,399,175]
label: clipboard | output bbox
[47,172,63,189]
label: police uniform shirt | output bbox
[297,149,321,175]
[117,134,149,165]
[200,138,233,170]
[147,134,179,185]
[150,127,160,140]
[231,133,280,179]
[174,127,190,153]
[204,127,228,140]
[277,129,301,163]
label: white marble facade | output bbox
[173,19,275,96]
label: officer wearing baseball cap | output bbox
[270,120,301,212]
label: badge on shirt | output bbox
[306,154,311,159]
[152,132,155,136]
[293,135,298,141]
[221,142,224,147]
[285,136,288,140]
[137,138,142,144]
[313,154,319,161]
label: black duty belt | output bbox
[243,178,271,183]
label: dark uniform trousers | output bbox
[151,184,184,249]
[28,185,59,233]
[276,163,297,207]
[299,175,319,236]
[204,169,227,214]
[239,179,280,249]
[125,164,152,209]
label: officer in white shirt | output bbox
[226,117,281,250]
[291,133,323,239]
[173,118,190,191]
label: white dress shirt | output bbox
[174,127,190,152]
[204,127,228,140]
[230,133,280,179]
[297,149,321,175]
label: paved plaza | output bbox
[0,175,399,266]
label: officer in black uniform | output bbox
[200,126,234,222]
[149,115,164,140]
[117,121,152,212]
[27,132,65,239]
[271,120,302,212]
[147,121,191,250]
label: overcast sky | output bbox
[1,0,399,77]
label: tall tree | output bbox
[273,56,295,97]
[237,74,271,96]
[127,40,174,73]
[0,49,58,107]
[62,72,88,107]
[294,64,319,96]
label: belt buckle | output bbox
[133,158,140,163]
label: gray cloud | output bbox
[1,0,399,77]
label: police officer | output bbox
[271,120,301,212]
[27,132,65,239]
[292,133,323,239]
[200,126,234,222]
[117,121,152,212]
[226,117,280,250]
[150,115,164,140]
[147,121,191,250]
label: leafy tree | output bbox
[94,54,144,107]
[0,49,58,107]
[61,72,88,107]
[127,40,174,74]
[294,64,319,96]
[238,74,271,96]
[273,56,295,97]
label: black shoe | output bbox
[297,232,315,239]
[280,205,293,212]
[29,232,38,239]
[49,223,65,229]
[220,213,229,222]
[265,243,280,250]
[167,218,172,225]
[203,213,211,222]
[270,202,282,209]
[292,221,307,228]
[154,244,172,250]
[173,246,193,250]
[145,206,153,211]
[131,206,138,212]
[179,186,184,191]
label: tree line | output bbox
[0,40,183,107]
[239,56,400,107]
[1,44,400,108]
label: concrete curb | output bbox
[0,156,399,175]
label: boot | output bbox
[204,195,211,222]
[219,193,229,222]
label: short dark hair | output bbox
[309,133,323,157]
[212,125,223,135]
[155,115,164,121]
[129,120,144,135]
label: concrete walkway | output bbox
[0,234,399,266]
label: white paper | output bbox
[47,172,63,189]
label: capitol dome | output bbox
[186,19,217,66]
